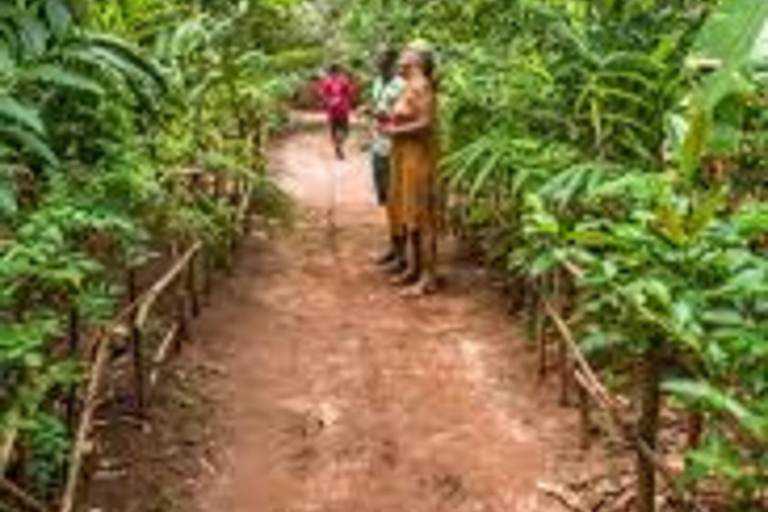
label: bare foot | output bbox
[400,275,438,297]
[375,249,397,266]
[390,268,420,286]
[382,257,406,275]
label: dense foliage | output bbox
[1,0,765,510]
[337,0,767,509]
[0,0,316,497]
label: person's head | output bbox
[377,47,399,79]
[399,47,436,86]
[328,63,342,75]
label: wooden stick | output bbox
[128,269,145,413]
[135,242,201,330]
[235,182,253,234]
[553,271,571,406]
[573,370,626,446]
[188,252,200,318]
[59,326,112,512]
[0,423,19,474]
[536,287,547,379]
[203,246,213,298]
[544,301,708,512]
[0,476,49,512]
[544,300,623,414]
[559,337,570,406]
[577,377,591,449]
[537,481,588,512]
[561,259,585,280]
[175,284,188,352]
[149,324,180,389]
[57,275,156,512]
[55,241,215,512]
[66,306,80,432]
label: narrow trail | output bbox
[189,125,588,512]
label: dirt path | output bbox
[187,126,587,512]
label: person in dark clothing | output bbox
[368,48,406,265]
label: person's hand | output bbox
[380,120,397,135]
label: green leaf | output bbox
[21,64,105,95]
[0,125,57,166]
[733,201,768,239]
[0,169,16,218]
[679,93,709,183]
[0,95,44,134]
[44,0,72,39]
[702,309,743,327]
[691,0,768,111]
[18,12,49,58]
[686,189,725,236]
[530,251,558,277]
[663,379,767,441]
[85,33,168,92]
[470,150,503,197]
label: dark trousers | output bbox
[372,152,390,205]
[330,118,349,144]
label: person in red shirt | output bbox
[317,63,354,160]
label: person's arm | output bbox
[387,116,430,135]
[385,83,433,135]
[357,79,375,117]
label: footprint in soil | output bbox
[289,444,319,478]
[418,472,469,506]
[284,414,324,440]
[280,410,326,478]
[378,438,399,470]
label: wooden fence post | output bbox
[175,277,189,352]
[636,340,662,512]
[243,184,253,236]
[187,251,200,318]
[65,306,80,432]
[128,269,145,414]
[686,411,703,450]
[62,304,80,488]
[577,380,591,449]
[203,246,213,298]
[525,276,536,340]
[227,180,240,271]
[558,338,570,406]
[535,281,547,379]
[553,270,571,406]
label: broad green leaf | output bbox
[18,12,49,58]
[530,251,558,277]
[85,33,168,92]
[21,64,105,95]
[44,0,72,39]
[0,95,44,134]
[691,0,768,111]
[663,379,767,441]
[0,169,16,218]
[686,188,725,236]
[0,125,57,166]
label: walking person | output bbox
[384,44,441,295]
[317,63,354,160]
[368,48,406,268]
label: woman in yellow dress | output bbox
[385,46,439,295]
